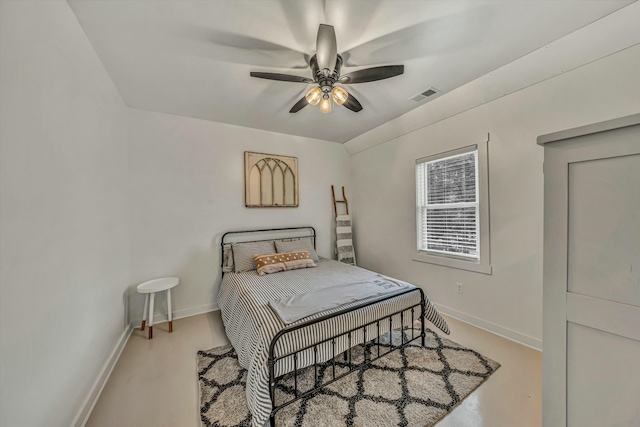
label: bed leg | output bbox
[268,355,276,427]
[420,297,426,347]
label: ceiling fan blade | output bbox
[342,92,363,112]
[289,96,309,113]
[316,24,337,75]
[250,72,314,83]
[169,24,310,69]
[339,65,404,84]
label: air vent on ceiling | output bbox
[411,87,440,102]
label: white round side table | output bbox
[137,277,179,339]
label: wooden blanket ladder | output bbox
[331,185,349,218]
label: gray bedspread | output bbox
[269,277,412,324]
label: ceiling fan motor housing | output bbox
[310,54,343,92]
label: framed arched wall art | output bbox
[244,151,299,207]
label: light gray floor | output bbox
[87,312,541,427]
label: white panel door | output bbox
[543,122,640,426]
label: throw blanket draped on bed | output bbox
[218,259,449,427]
[269,278,411,324]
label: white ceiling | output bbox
[68,0,632,143]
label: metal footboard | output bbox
[267,286,426,426]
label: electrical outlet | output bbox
[457,283,463,294]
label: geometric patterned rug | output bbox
[198,328,499,427]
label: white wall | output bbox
[0,2,129,427]
[127,109,351,324]
[350,44,640,350]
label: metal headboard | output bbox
[220,226,316,269]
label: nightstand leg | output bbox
[167,288,173,333]
[141,294,149,331]
[148,293,155,339]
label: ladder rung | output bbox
[331,185,349,217]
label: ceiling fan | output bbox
[250,24,404,114]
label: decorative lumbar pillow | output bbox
[231,241,276,272]
[275,238,319,263]
[253,250,316,276]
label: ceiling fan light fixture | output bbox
[331,86,348,105]
[250,24,404,115]
[305,87,323,106]
[319,96,332,114]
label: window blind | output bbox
[416,149,479,259]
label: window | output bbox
[416,149,479,258]
[414,140,491,274]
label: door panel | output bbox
[567,322,640,427]
[542,119,640,426]
[568,154,640,307]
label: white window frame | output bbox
[413,138,492,274]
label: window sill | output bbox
[412,252,492,275]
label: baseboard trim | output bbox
[433,303,542,351]
[130,302,219,329]
[71,325,133,427]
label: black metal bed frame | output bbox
[221,227,426,427]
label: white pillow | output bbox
[275,238,319,263]
[231,241,276,272]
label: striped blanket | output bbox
[218,259,449,427]
[336,214,356,265]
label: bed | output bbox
[218,227,449,427]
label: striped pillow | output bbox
[231,241,276,272]
[253,250,316,276]
[275,238,319,263]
